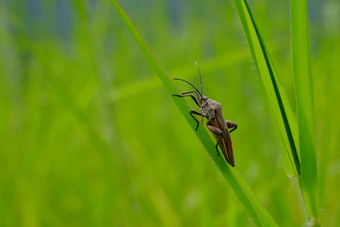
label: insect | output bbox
[173,62,238,167]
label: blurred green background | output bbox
[0,0,339,226]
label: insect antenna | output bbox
[173,78,202,97]
[195,61,203,95]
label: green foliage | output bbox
[233,0,300,176]
[234,0,320,224]
[111,1,278,226]
[290,0,319,224]
[0,0,339,226]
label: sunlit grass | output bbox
[0,0,338,226]
[233,0,300,176]
[110,0,278,225]
[234,0,319,225]
[290,0,319,225]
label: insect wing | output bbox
[214,110,235,167]
[222,131,235,167]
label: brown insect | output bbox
[173,62,238,167]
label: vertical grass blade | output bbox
[290,1,319,224]
[233,0,300,176]
[110,1,278,226]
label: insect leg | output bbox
[182,90,202,102]
[182,90,200,96]
[206,125,224,156]
[214,136,223,156]
[190,110,206,131]
[173,93,200,107]
[206,125,223,135]
[226,120,237,133]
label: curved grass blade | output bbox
[290,1,319,224]
[110,1,278,226]
[233,0,300,176]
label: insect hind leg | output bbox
[226,120,237,133]
[214,136,223,156]
[206,125,224,156]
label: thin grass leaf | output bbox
[290,1,319,224]
[110,1,278,226]
[233,0,300,176]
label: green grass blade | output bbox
[110,1,278,226]
[233,0,300,176]
[290,1,319,224]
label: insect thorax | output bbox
[201,99,222,120]
[201,102,213,119]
